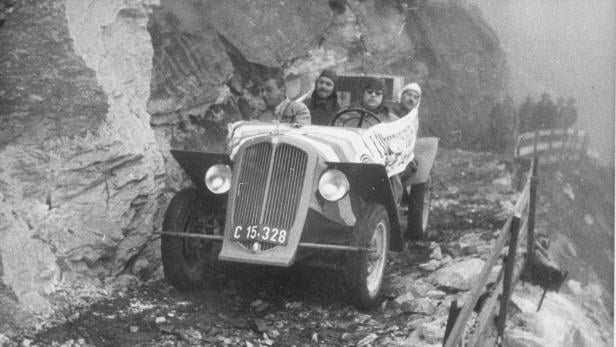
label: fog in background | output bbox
[467,0,615,164]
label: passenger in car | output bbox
[394,83,421,117]
[303,69,341,125]
[254,74,311,125]
[393,82,421,134]
[351,77,398,123]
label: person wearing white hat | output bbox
[393,82,422,136]
[395,82,422,116]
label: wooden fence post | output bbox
[532,130,539,156]
[581,133,590,160]
[570,129,579,161]
[560,128,568,163]
[526,157,539,273]
[497,216,521,342]
[443,299,460,347]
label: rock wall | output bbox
[0,0,163,332]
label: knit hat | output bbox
[362,77,387,94]
[318,69,338,85]
[399,82,422,100]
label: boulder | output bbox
[419,318,446,345]
[434,258,485,291]
[429,244,443,260]
[419,259,441,272]
[394,292,416,307]
[400,298,437,315]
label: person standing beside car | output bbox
[254,74,311,125]
[303,69,341,125]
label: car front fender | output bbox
[326,162,404,252]
[171,150,231,190]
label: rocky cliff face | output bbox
[0,0,164,331]
[0,0,507,332]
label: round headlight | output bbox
[205,164,232,194]
[318,169,350,201]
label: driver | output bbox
[350,77,399,123]
[253,74,311,126]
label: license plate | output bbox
[232,225,288,245]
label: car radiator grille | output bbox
[234,142,308,251]
[234,142,271,226]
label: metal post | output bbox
[497,216,521,341]
[526,157,538,272]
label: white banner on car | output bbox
[227,108,418,177]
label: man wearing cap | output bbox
[350,77,398,124]
[303,70,341,125]
[254,74,311,125]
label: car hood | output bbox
[227,108,418,177]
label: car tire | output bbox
[161,188,223,290]
[406,178,431,240]
[344,203,390,310]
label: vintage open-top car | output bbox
[160,75,439,308]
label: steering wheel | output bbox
[330,108,382,128]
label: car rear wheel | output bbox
[344,204,390,309]
[161,188,223,289]
[406,178,431,240]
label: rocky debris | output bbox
[426,290,446,300]
[400,298,436,315]
[177,327,203,345]
[446,232,494,257]
[356,333,378,346]
[393,292,415,307]
[418,318,446,345]
[433,258,485,291]
[419,259,441,272]
[0,148,608,347]
[429,243,443,260]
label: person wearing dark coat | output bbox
[518,95,536,133]
[303,70,341,125]
[561,97,578,128]
[489,96,518,153]
[533,93,557,130]
[349,77,398,124]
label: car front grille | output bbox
[262,144,307,230]
[233,141,308,251]
[234,142,271,226]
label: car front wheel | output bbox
[344,203,390,309]
[161,188,223,289]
